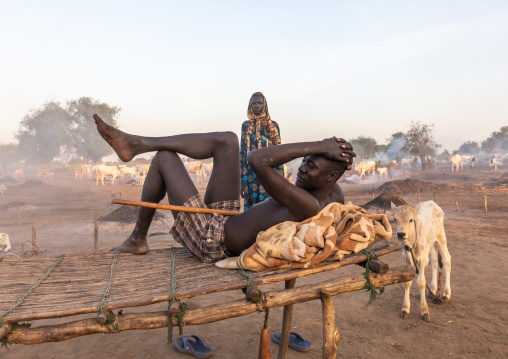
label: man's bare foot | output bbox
[110,236,149,255]
[93,114,141,162]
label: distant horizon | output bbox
[2,1,507,154]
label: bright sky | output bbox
[1,0,507,153]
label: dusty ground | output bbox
[1,168,507,359]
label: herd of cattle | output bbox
[352,154,503,181]
[0,153,504,189]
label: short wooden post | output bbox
[372,193,375,199]
[32,225,37,257]
[417,189,420,204]
[17,203,21,225]
[484,193,488,214]
[94,210,99,254]
[320,289,340,358]
[277,278,297,359]
[434,192,436,202]
[455,200,458,212]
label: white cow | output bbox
[391,201,452,322]
[118,165,138,182]
[96,164,121,186]
[135,164,150,185]
[377,167,388,179]
[12,168,23,179]
[83,164,94,179]
[490,158,498,171]
[75,166,86,180]
[185,161,204,184]
[356,161,376,180]
[450,154,463,172]
[0,184,6,194]
[0,233,11,252]
[201,163,214,180]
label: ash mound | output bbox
[376,179,447,193]
[0,175,18,183]
[483,173,508,189]
[17,180,51,188]
[362,192,407,212]
[99,205,165,223]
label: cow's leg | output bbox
[401,251,412,319]
[428,245,439,298]
[436,229,452,301]
[417,255,430,322]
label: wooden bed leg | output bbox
[320,289,339,359]
[277,278,296,359]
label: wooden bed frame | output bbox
[0,240,414,358]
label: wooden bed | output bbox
[0,240,414,358]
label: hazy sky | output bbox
[1,0,507,153]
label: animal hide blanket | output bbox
[215,202,392,271]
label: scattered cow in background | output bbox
[0,233,11,252]
[185,161,204,184]
[391,201,452,322]
[377,167,388,179]
[75,166,86,180]
[12,168,23,179]
[0,185,6,194]
[202,163,214,181]
[37,169,54,180]
[95,164,121,186]
[356,160,376,180]
[450,154,463,172]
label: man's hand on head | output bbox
[332,137,356,170]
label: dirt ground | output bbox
[1,168,507,359]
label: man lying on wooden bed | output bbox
[93,114,356,262]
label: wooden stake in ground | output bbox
[94,210,99,254]
[32,225,37,257]
[484,193,488,214]
[434,192,436,202]
[17,203,21,225]
[455,200,458,212]
[372,193,375,199]
[417,189,420,204]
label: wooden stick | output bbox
[321,289,339,358]
[417,189,420,204]
[6,266,415,344]
[372,193,374,199]
[96,311,109,325]
[32,225,37,257]
[434,192,436,202]
[17,203,21,225]
[94,210,98,254]
[357,259,389,274]
[277,278,296,359]
[111,199,240,216]
[455,200,458,212]
[484,193,488,214]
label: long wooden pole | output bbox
[277,278,297,359]
[111,199,240,216]
[6,266,414,345]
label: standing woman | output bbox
[240,92,285,211]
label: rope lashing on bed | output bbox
[168,248,186,344]
[0,254,65,323]
[363,249,384,305]
[97,251,119,319]
[240,269,268,312]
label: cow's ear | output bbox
[390,202,397,212]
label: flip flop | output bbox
[173,335,213,358]
[271,331,312,352]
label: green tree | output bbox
[481,126,508,153]
[403,121,436,171]
[458,141,480,155]
[15,97,121,163]
[67,97,121,162]
[0,143,22,174]
[16,101,73,163]
[349,136,380,159]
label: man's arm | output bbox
[247,138,354,219]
